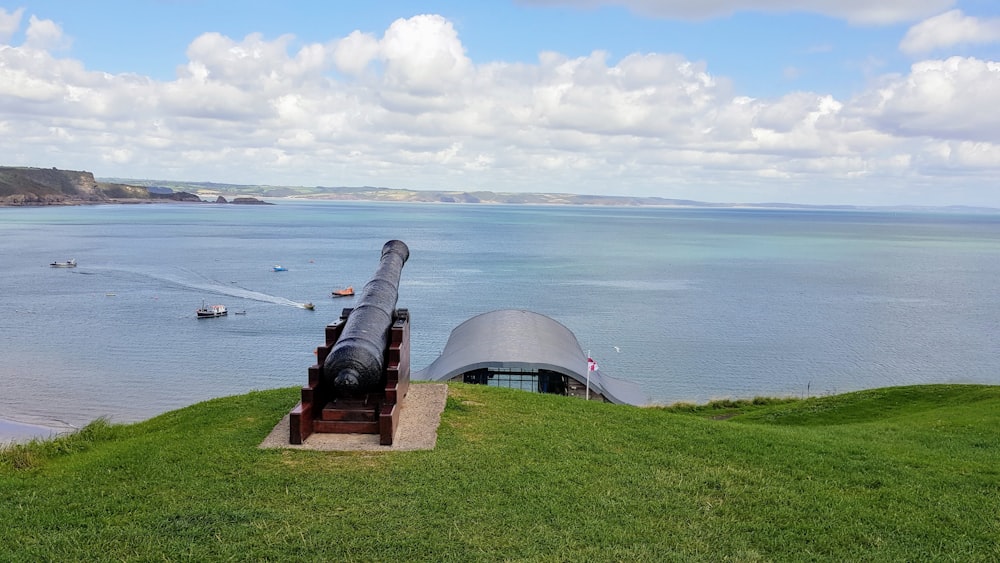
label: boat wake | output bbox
[82,266,310,308]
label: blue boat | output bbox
[272,265,287,272]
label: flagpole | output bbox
[586,350,591,400]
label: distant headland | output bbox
[0,166,270,206]
[2,166,996,213]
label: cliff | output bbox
[0,167,102,205]
[0,167,205,206]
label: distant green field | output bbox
[2,384,998,561]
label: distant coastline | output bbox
[99,176,1000,213]
[2,166,998,213]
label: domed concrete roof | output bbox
[413,309,648,405]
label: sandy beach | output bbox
[0,419,61,446]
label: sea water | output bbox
[2,201,999,438]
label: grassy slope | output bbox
[2,384,998,561]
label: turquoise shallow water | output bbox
[2,201,999,438]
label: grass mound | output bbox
[2,384,998,561]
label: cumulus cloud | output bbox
[332,30,380,76]
[1,13,1000,205]
[24,14,69,51]
[900,10,1000,55]
[852,57,1000,148]
[518,0,955,25]
[182,32,328,87]
[0,7,23,44]
[380,15,471,94]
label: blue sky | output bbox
[2,0,999,205]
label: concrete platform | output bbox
[259,384,447,452]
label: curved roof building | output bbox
[413,309,648,406]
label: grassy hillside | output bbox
[0,167,93,199]
[2,384,998,561]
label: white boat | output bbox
[50,259,77,268]
[196,303,227,318]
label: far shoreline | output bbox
[4,194,998,215]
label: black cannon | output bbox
[322,239,410,394]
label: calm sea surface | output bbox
[2,201,999,438]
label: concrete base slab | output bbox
[259,384,447,452]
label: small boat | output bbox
[196,303,227,318]
[303,302,315,310]
[50,259,77,268]
[272,265,287,272]
[331,286,354,298]
[234,310,247,315]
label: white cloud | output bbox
[182,32,329,87]
[379,15,472,94]
[518,0,955,25]
[333,30,380,76]
[2,13,1000,205]
[0,7,23,44]
[24,14,69,51]
[900,10,1000,55]
[852,57,1000,142]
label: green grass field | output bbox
[2,383,998,561]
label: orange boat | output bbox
[331,286,354,298]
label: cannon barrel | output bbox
[323,240,409,394]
